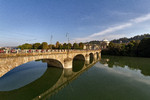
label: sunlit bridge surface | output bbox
[1,56,150,100]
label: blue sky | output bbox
[1,0,150,46]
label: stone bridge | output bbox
[0,50,101,77]
[0,59,100,100]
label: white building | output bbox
[102,39,110,46]
[83,44,100,50]
[100,39,110,49]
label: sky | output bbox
[1,0,150,46]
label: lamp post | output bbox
[66,33,69,57]
[50,35,53,51]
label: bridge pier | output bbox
[85,54,90,65]
[99,53,101,59]
[94,53,97,61]
[64,68,73,77]
[64,58,72,69]
[0,50,101,77]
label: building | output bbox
[83,39,110,50]
[83,44,100,50]
[100,39,110,49]
[102,39,110,46]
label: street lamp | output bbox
[50,35,53,51]
[66,33,69,57]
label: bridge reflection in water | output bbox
[0,55,100,100]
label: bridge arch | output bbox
[89,53,94,63]
[72,54,85,72]
[42,59,63,68]
[0,50,101,77]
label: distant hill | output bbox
[84,40,100,44]
[89,40,100,44]
[111,34,150,43]
[85,34,150,44]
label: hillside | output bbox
[111,34,150,43]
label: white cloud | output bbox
[73,13,150,42]
[102,34,126,40]
[89,23,132,38]
[131,13,150,23]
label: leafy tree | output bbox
[79,42,84,49]
[67,43,72,49]
[48,44,53,49]
[18,43,32,49]
[40,42,48,49]
[52,45,56,49]
[73,43,79,49]
[58,44,63,49]
[138,38,150,57]
[102,40,141,57]
[63,43,67,49]
[33,43,41,49]
[56,41,60,49]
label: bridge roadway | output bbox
[0,49,101,77]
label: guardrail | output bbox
[0,49,100,54]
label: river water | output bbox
[0,55,150,100]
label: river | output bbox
[0,55,150,100]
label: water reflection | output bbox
[0,61,47,91]
[0,61,63,100]
[100,55,150,76]
[0,58,99,100]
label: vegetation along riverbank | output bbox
[102,34,150,57]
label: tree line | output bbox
[18,41,84,50]
[102,38,150,57]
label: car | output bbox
[0,49,5,53]
[11,49,17,53]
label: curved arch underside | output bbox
[42,59,63,68]
[72,54,85,72]
[89,53,94,64]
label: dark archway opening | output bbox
[96,52,99,59]
[72,54,85,72]
[42,59,63,68]
[89,53,94,64]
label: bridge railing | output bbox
[0,49,100,54]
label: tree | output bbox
[56,41,60,49]
[33,43,41,49]
[73,43,79,49]
[138,38,150,57]
[48,44,53,49]
[40,42,48,49]
[52,45,56,49]
[58,44,63,49]
[67,43,72,49]
[126,40,140,56]
[63,43,67,49]
[18,43,32,49]
[79,42,84,49]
